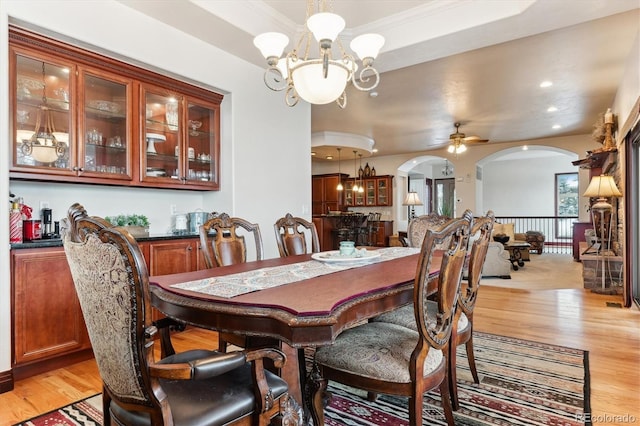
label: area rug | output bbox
[14,332,590,426]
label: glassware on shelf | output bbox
[188,120,202,136]
[165,102,178,130]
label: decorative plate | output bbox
[311,250,381,263]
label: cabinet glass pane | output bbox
[83,74,128,175]
[15,55,71,168]
[186,102,215,183]
[144,91,180,179]
[366,180,375,205]
[378,179,388,205]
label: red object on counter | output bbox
[23,219,42,241]
[21,204,33,219]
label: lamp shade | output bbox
[583,175,622,198]
[306,13,345,42]
[350,34,385,60]
[253,32,289,59]
[403,192,422,206]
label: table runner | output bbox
[171,246,420,298]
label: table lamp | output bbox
[583,174,621,293]
[403,191,422,219]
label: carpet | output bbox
[14,332,590,426]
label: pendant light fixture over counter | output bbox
[352,150,360,192]
[336,147,343,191]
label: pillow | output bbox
[493,223,515,241]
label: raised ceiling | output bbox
[119,0,639,159]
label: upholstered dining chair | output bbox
[371,210,494,410]
[406,212,452,248]
[61,203,301,426]
[314,210,472,426]
[199,213,264,351]
[200,212,264,268]
[274,213,320,257]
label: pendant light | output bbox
[352,150,359,192]
[336,147,343,191]
[358,153,364,193]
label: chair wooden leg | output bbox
[439,379,456,426]
[448,340,460,411]
[408,391,423,426]
[466,337,480,384]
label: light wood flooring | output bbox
[1,287,638,425]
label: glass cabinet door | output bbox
[366,179,376,206]
[186,100,217,185]
[377,178,389,205]
[142,87,181,181]
[344,180,354,206]
[14,53,72,170]
[80,70,131,178]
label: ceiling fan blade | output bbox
[463,136,489,143]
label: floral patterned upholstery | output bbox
[64,232,147,402]
[372,302,469,334]
[407,213,452,248]
[315,322,443,383]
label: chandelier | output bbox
[20,62,67,164]
[253,0,384,108]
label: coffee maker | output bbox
[41,208,59,239]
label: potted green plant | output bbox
[104,214,150,238]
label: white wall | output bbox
[0,1,310,375]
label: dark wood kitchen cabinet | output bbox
[11,247,92,380]
[312,173,348,215]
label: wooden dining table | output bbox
[149,248,441,424]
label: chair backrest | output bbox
[200,213,264,268]
[460,211,495,316]
[407,212,452,248]
[274,213,320,257]
[413,209,472,352]
[61,203,167,418]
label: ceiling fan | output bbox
[447,122,489,154]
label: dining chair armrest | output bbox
[150,351,247,380]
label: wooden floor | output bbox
[1,287,638,425]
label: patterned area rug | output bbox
[14,332,590,426]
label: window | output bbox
[555,172,579,238]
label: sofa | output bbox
[481,241,512,278]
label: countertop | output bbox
[10,232,200,250]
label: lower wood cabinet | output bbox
[10,236,205,381]
[11,247,92,380]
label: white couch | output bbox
[482,241,512,278]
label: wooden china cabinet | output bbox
[344,175,393,207]
[9,26,222,190]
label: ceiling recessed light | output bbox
[552,124,561,129]
[311,151,316,156]
[369,91,378,98]
[326,155,333,160]
[540,81,553,88]
[522,145,528,150]
[372,148,378,153]
[547,106,558,112]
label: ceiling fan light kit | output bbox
[253,0,384,109]
[447,122,488,155]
